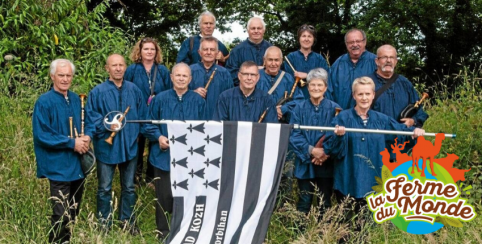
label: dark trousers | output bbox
[154,167,173,238]
[48,178,85,243]
[297,177,334,214]
[136,135,154,183]
[334,190,368,231]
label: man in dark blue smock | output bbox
[327,28,377,109]
[142,63,205,240]
[289,68,341,214]
[214,61,277,122]
[176,11,229,65]
[85,54,147,233]
[257,46,304,122]
[225,16,272,86]
[33,59,93,243]
[368,45,429,161]
[190,36,233,119]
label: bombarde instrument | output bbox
[399,92,429,122]
[79,94,86,136]
[284,56,306,87]
[204,68,217,91]
[105,106,130,145]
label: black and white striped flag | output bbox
[167,120,291,244]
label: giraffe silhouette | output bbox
[411,133,446,177]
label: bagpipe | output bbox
[399,92,429,123]
[69,94,96,176]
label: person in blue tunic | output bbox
[189,36,233,119]
[257,46,304,122]
[225,16,272,86]
[327,29,377,109]
[284,24,330,99]
[176,11,229,65]
[142,63,205,240]
[33,59,93,243]
[324,77,424,231]
[289,68,341,215]
[368,45,429,161]
[125,37,171,186]
[85,54,147,233]
[214,61,277,122]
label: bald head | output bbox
[377,44,397,56]
[375,44,398,78]
[264,46,283,76]
[105,54,126,84]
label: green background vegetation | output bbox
[1,0,481,243]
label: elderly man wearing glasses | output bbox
[326,28,377,110]
[367,44,429,161]
[213,61,277,122]
[284,24,330,99]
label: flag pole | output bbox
[292,124,456,138]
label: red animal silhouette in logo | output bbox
[411,133,445,177]
[391,138,412,164]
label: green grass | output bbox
[0,68,481,243]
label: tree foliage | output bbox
[0,0,131,96]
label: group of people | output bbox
[33,10,428,243]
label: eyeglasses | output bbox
[240,72,259,78]
[346,39,365,45]
[299,25,315,31]
[377,56,397,61]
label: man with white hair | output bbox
[226,16,272,86]
[33,58,93,243]
[176,11,229,65]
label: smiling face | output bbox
[308,78,327,100]
[51,63,73,96]
[105,54,126,84]
[263,47,282,76]
[140,42,156,63]
[375,45,398,77]
[248,18,265,43]
[353,83,375,110]
[299,30,314,50]
[200,15,215,36]
[171,64,192,93]
[345,30,367,60]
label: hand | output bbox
[215,51,224,62]
[294,71,308,79]
[412,128,425,138]
[80,135,91,144]
[311,148,330,165]
[74,138,89,154]
[110,123,120,131]
[194,87,207,98]
[159,135,169,150]
[400,118,415,127]
[276,105,282,119]
[334,125,345,136]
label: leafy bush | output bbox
[0,0,132,97]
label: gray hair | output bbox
[352,76,375,94]
[344,28,367,43]
[171,62,191,76]
[263,46,282,58]
[247,16,266,30]
[198,11,216,27]
[50,59,75,75]
[306,68,328,86]
[199,36,219,51]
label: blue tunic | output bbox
[256,69,304,117]
[283,50,330,98]
[142,89,206,171]
[225,39,272,86]
[213,87,277,123]
[189,63,233,119]
[327,51,377,109]
[85,79,148,164]
[289,98,341,179]
[324,108,413,198]
[33,89,93,181]
[124,63,172,104]
[176,35,229,65]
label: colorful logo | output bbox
[366,134,476,234]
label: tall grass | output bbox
[0,65,481,243]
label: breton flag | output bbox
[167,120,291,244]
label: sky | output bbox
[213,22,246,44]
